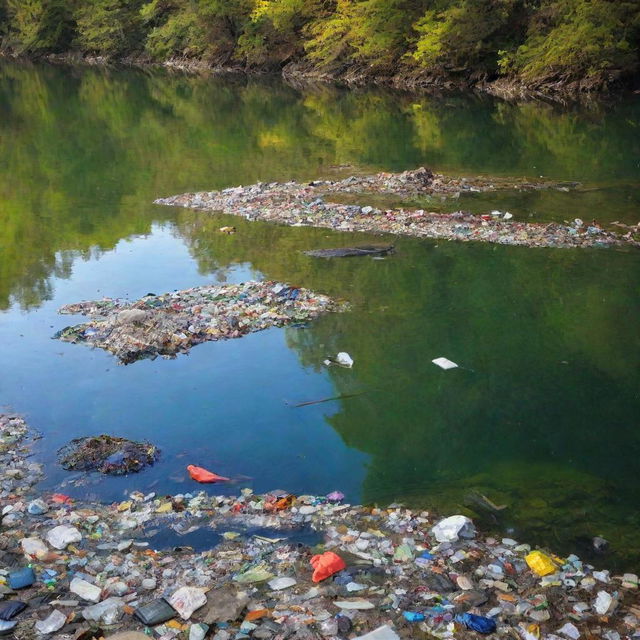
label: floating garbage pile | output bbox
[1,415,639,640]
[58,436,160,476]
[54,281,346,364]
[155,168,638,249]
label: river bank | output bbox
[2,52,635,104]
[1,413,639,639]
[155,168,639,250]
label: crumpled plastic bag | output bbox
[310,551,346,582]
[187,464,229,483]
[455,613,497,634]
[431,515,476,542]
[168,586,208,620]
[525,550,558,577]
[46,525,82,549]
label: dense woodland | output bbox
[0,0,639,93]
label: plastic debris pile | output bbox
[58,435,160,475]
[54,281,346,364]
[155,168,638,249]
[1,415,639,640]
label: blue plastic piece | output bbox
[455,613,497,634]
[403,611,425,622]
[8,568,35,590]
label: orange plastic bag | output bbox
[310,551,346,582]
[187,465,229,483]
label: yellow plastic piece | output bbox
[525,550,557,576]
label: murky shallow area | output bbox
[0,62,639,570]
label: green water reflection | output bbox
[1,62,639,569]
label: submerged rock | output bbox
[304,245,394,258]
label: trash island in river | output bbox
[155,168,640,250]
[1,414,639,640]
[53,281,347,364]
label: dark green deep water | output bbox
[1,63,639,569]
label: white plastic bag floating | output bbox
[336,352,354,367]
[431,515,476,542]
[432,357,458,370]
[325,352,355,368]
[503,212,513,220]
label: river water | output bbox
[1,62,639,569]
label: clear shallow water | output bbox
[1,63,639,569]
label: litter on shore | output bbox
[1,413,639,640]
[155,168,639,249]
[53,281,346,364]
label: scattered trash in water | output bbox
[54,280,347,364]
[156,167,639,249]
[139,521,322,553]
[58,435,159,475]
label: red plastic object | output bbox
[187,464,230,483]
[51,493,72,504]
[310,551,346,582]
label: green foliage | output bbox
[142,0,253,62]
[0,1,8,36]
[502,0,640,87]
[75,0,144,56]
[305,0,427,70]
[5,0,74,53]
[0,0,639,90]
[411,0,521,75]
[143,1,208,60]
[236,0,319,67]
